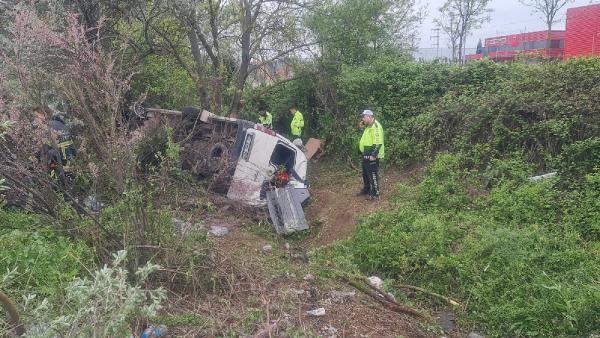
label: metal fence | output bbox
[412,47,477,63]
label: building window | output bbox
[520,40,548,50]
[551,39,564,48]
[534,40,547,49]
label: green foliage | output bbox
[415,58,600,171]
[0,210,93,302]
[556,137,600,184]
[483,179,561,227]
[262,57,600,176]
[324,173,600,337]
[94,183,212,292]
[136,125,181,174]
[136,125,169,173]
[22,250,166,338]
[481,155,534,188]
[334,57,453,163]
[164,127,181,163]
[98,187,177,249]
[151,312,212,328]
[307,0,420,65]
[337,57,452,120]
[239,307,265,334]
[417,152,477,209]
[130,55,197,109]
[244,65,319,137]
[562,168,600,241]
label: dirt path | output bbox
[193,228,434,338]
[305,161,423,248]
[164,162,440,337]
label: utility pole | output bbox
[431,27,441,59]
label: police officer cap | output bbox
[362,109,374,116]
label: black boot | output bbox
[355,188,368,196]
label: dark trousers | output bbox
[361,158,380,196]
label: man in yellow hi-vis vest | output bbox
[258,108,273,129]
[289,105,304,138]
[358,109,384,200]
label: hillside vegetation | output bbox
[256,57,600,337]
[1,1,599,336]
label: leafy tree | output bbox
[308,0,422,66]
[439,0,492,62]
[126,0,318,114]
[435,11,461,62]
[519,0,575,56]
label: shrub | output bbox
[260,57,600,176]
[19,250,166,338]
[0,210,93,301]
[417,152,478,210]
[319,169,600,337]
[556,137,600,185]
[562,168,600,241]
[481,155,534,188]
[482,179,561,227]
[130,55,197,109]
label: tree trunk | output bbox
[458,33,464,63]
[452,40,457,62]
[209,0,224,113]
[230,0,253,115]
[187,30,210,109]
[213,73,224,114]
[546,23,552,58]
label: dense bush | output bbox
[419,59,600,172]
[258,57,600,174]
[1,250,166,338]
[0,210,94,301]
[316,153,600,337]
[562,168,600,241]
[243,65,320,139]
[129,55,197,109]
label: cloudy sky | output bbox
[417,0,600,49]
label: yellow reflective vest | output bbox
[359,120,385,159]
[259,111,273,128]
[290,111,304,137]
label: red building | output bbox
[466,30,565,61]
[466,3,600,61]
[564,4,600,58]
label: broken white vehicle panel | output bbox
[139,106,310,234]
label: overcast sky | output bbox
[417,0,600,49]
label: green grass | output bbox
[312,156,600,338]
[151,313,213,328]
[0,210,94,302]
